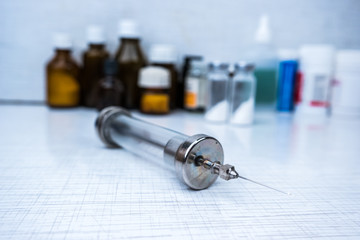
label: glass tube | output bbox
[109,112,187,163]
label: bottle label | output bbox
[300,70,330,108]
[185,77,199,109]
[141,93,169,113]
[310,74,329,107]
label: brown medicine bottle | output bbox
[96,59,124,111]
[138,66,171,115]
[46,33,80,108]
[149,45,178,109]
[115,20,147,109]
[81,26,109,107]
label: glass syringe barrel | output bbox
[95,107,224,190]
[110,110,186,162]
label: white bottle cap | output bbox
[53,33,72,49]
[118,19,139,38]
[138,66,171,88]
[86,25,105,44]
[299,44,335,69]
[149,44,177,63]
[255,14,271,44]
[277,49,299,61]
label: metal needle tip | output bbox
[237,175,292,196]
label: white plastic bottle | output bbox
[331,50,360,118]
[148,44,178,109]
[296,44,335,116]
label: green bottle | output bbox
[249,15,278,105]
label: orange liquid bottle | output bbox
[46,33,80,107]
[149,44,178,109]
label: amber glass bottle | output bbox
[81,26,109,107]
[115,20,147,109]
[138,66,171,115]
[149,45,177,109]
[96,59,124,111]
[46,33,80,108]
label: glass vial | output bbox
[138,66,171,114]
[149,45,178,109]
[81,26,109,107]
[96,59,124,111]
[181,55,203,109]
[46,33,80,108]
[115,20,147,109]
[184,59,207,112]
[204,62,229,122]
[229,62,256,125]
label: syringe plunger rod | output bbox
[95,107,237,190]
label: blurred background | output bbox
[0,0,359,102]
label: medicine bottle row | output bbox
[275,45,360,119]
[46,20,180,113]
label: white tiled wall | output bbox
[0,0,359,101]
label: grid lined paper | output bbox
[0,105,360,239]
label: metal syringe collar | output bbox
[165,134,224,190]
[95,106,132,148]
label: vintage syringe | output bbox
[96,107,289,193]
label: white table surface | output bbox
[0,104,359,239]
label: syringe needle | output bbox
[197,157,292,195]
[215,163,291,195]
[237,175,292,196]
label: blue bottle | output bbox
[276,51,298,112]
